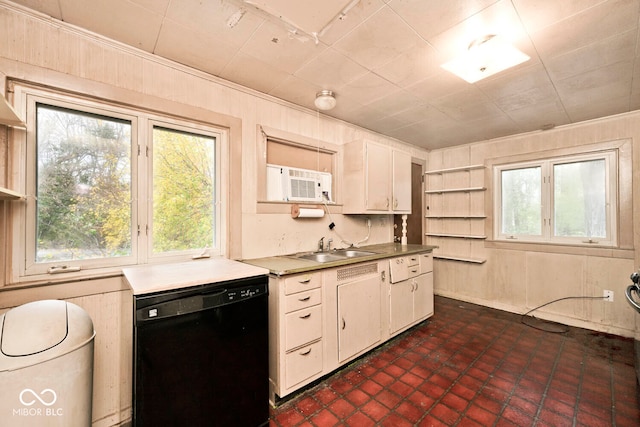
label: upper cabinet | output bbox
[343,139,411,214]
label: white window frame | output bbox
[494,150,617,247]
[11,84,227,281]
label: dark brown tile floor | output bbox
[269,296,640,426]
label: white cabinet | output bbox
[337,273,382,362]
[343,139,411,214]
[268,272,323,403]
[266,251,434,402]
[389,253,434,335]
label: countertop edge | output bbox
[241,243,437,276]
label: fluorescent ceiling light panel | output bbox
[441,35,530,83]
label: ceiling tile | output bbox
[528,0,639,60]
[336,71,398,105]
[388,0,499,41]
[513,0,610,33]
[240,20,328,74]
[332,6,425,69]
[294,47,369,88]
[318,0,386,45]
[59,0,163,51]
[269,75,322,109]
[164,0,263,48]
[544,29,636,81]
[155,18,238,76]
[219,51,290,94]
[10,0,62,18]
[477,64,559,112]
[242,0,356,35]
[374,41,447,88]
[505,99,571,131]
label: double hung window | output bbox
[494,151,617,246]
[18,87,224,278]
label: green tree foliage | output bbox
[36,106,131,261]
[152,127,215,253]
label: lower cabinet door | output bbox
[414,273,434,320]
[389,280,414,334]
[337,274,382,362]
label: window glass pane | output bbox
[501,167,541,235]
[554,159,606,238]
[152,127,216,253]
[36,104,132,262]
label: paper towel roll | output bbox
[291,205,325,218]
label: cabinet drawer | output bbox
[285,305,322,351]
[408,263,421,278]
[420,253,433,274]
[285,340,323,389]
[407,255,420,266]
[284,273,322,295]
[284,288,321,313]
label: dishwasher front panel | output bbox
[133,275,269,427]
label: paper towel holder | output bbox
[291,204,325,219]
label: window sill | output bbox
[485,239,633,259]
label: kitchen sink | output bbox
[293,249,376,263]
[331,249,375,258]
[295,253,347,263]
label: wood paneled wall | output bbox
[427,115,640,339]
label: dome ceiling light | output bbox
[314,90,337,111]
[441,34,530,83]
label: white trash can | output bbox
[0,300,95,427]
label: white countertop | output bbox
[123,257,270,295]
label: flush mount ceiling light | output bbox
[314,90,337,110]
[441,34,530,83]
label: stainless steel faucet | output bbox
[318,237,325,252]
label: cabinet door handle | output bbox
[386,198,390,208]
[410,268,418,273]
[341,317,346,330]
[298,276,312,284]
[381,271,386,282]
[298,296,311,302]
[300,313,311,319]
[299,347,312,356]
[393,198,398,209]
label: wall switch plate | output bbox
[603,290,614,302]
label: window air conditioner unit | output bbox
[266,164,332,203]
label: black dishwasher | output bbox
[133,275,269,427]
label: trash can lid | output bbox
[1,300,68,356]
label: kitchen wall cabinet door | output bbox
[343,139,411,214]
[337,274,382,362]
[392,149,411,212]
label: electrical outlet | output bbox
[603,290,614,302]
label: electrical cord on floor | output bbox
[521,296,608,333]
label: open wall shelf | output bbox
[424,163,487,263]
[0,187,25,200]
[425,186,485,194]
[425,164,485,175]
[433,254,486,264]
